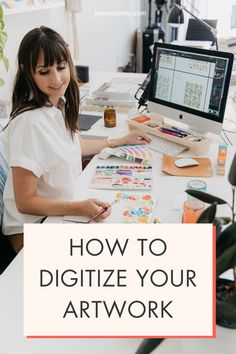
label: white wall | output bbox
[73,0,143,70]
[1,5,69,96]
[202,0,236,38]
[0,0,143,96]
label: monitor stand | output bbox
[127,113,212,155]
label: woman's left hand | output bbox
[120,131,151,145]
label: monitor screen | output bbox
[148,43,234,134]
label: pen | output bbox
[159,127,187,137]
[171,126,189,136]
[87,199,117,223]
[159,129,184,138]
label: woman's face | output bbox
[31,51,70,107]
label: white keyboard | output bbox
[147,134,188,156]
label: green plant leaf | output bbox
[217,294,236,327]
[228,153,236,186]
[216,223,236,258]
[0,31,7,47]
[0,78,4,87]
[135,339,164,354]
[216,243,236,277]
[197,203,216,223]
[2,55,9,71]
[185,189,227,205]
[0,6,3,20]
[0,19,4,30]
[214,219,223,240]
[215,217,231,226]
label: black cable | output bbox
[139,106,147,114]
[222,129,233,145]
[134,72,151,110]
[220,133,229,145]
[137,81,150,110]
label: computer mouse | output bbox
[98,147,112,160]
[175,158,199,168]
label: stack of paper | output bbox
[83,77,142,110]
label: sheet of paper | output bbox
[90,165,152,190]
[62,192,157,224]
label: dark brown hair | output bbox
[11,26,80,134]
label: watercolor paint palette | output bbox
[90,165,152,190]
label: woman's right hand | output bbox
[78,198,112,221]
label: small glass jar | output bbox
[187,179,207,202]
[183,179,207,223]
[182,200,205,223]
[104,108,116,128]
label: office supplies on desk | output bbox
[147,134,188,155]
[82,103,131,113]
[159,128,185,138]
[175,158,199,168]
[162,154,213,177]
[104,108,116,127]
[87,200,117,223]
[186,179,207,206]
[98,145,154,165]
[92,76,141,99]
[90,165,152,190]
[182,199,205,223]
[85,96,136,109]
[217,143,227,175]
[128,115,210,155]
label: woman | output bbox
[1,26,149,253]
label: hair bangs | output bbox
[31,37,68,71]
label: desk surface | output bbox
[1,71,236,354]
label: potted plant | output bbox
[0,4,9,87]
[136,153,236,354]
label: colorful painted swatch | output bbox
[91,165,152,190]
[115,192,155,223]
[111,145,154,165]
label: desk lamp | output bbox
[168,0,218,50]
[65,0,82,62]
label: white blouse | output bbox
[1,105,82,235]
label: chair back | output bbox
[0,139,15,275]
[0,141,8,224]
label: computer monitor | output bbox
[186,19,217,42]
[147,43,234,135]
